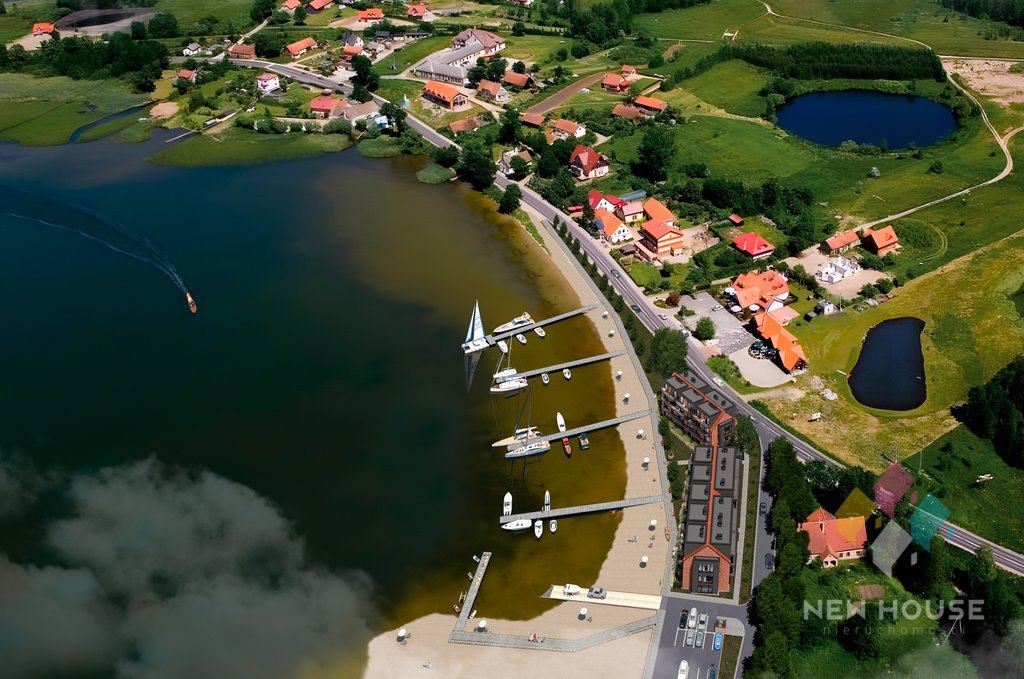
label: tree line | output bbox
[941,0,1024,28]
[962,354,1024,466]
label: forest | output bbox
[941,0,1024,28]
[962,355,1024,466]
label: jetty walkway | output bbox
[452,552,491,635]
[485,304,599,346]
[500,494,663,524]
[513,350,625,380]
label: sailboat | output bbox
[461,301,487,354]
[544,490,551,512]
[557,411,571,457]
[492,427,540,448]
[503,492,513,517]
[505,439,550,459]
[491,344,527,394]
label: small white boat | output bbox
[497,340,509,354]
[503,492,513,517]
[541,372,549,385]
[534,326,546,338]
[501,518,532,532]
[494,312,533,334]
[563,368,572,381]
[490,377,528,395]
[493,367,518,383]
[544,490,551,512]
[534,520,543,539]
[556,412,567,433]
[563,584,582,596]
[515,333,527,345]
[461,301,488,354]
[550,519,557,534]
[505,439,551,459]
[473,555,481,563]
[492,427,540,448]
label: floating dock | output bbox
[453,552,491,634]
[484,304,600,347]
[500,494,663,524]
[531,410,649,445]
[542,586,662,611]
[513,350,626,380]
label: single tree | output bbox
[498,184,522,214]
[632,125,676,182]
[509,155,529,180]
[379,101,406,133]
[648,327,688,377]
[130,21,147,40]
[433,145,460,168]
[251,0,275,23]
[694,316,715,341]
[498,107,520,144]
[512,60,526,74]
[512,21,526,36]
[456,140,496,190]
[294,6,307,24]
[580,202,596,232]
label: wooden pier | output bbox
[453,552,492,633]
[533,410,649,445]
[484,303,600,346]
[513,350,625,380]
[500,494,663,524]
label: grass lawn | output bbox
[902,426,1024,553]
[76,116,149,144]
[623,259,689,292]
[760,227,1024,470]
[416,162,455,184]
[300,7,356,27]
[501,33,572,63]
[738,435,762,602]
[377,35,450,75]
[681,60,770,118]
[155,0,254,31]
[707,355,763,396]
[0,74,147,146]
[717,634,743,679]
[357,136,402,158]
[721,215,790,253]
[375,78,426,106]
[148,127,353,166]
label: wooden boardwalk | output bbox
[486,304,600,345]
[453,552,491,633]
[501,494,663,524]
[513,350,625,380]
[532,410,649,445]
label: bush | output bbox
[694,316,715,341]
[929,160,944,174]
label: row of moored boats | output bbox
[502,490,557,538]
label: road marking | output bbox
[673,627,681,647]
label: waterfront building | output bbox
[660,372,737,447]
[680,445,741,593]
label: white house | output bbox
[182,43,202,57]
[256,72,281,94]
[596,209,632,244]
[816,255,861,284]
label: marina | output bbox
[461,303,601,354]
[524,411,649,446]
[511,351,627,381]
[499,494,663,525]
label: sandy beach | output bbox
[363,207,669,678]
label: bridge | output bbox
[511,350,626,381]
[500,494,663,524]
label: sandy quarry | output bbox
[943,57,1024,110]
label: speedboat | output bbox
[490,377,527,395]
[501,519,532,532]
[563,368,571,380]
[515,333,527,345]
[541,372,549,385]
[563,438,572,457]
[497,340,509,354]
[503,492,513,517]
[579,432,590,450]
[492,427,539,448]
[494,312,533,334]
[544,490,551,512]
[185,291,197,314]
[534,326,546,338]
[557,412,567,432]
[493,367,518,383]
[505,439,551,459]
[550,519,557,534]
[534,520,543,539]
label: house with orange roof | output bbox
[281,0,301,11]
[640,220,684,256]
[422,80,467,109]
[553,118,585,140]
[519,112,545,127]
[595,209,632,244]
[448,116,481,135]
[732,232,775,260]
[770,328,807,372]
[33,22,55,36]
[602,72,629,92]
[823,229,860,254]
[407,4,428,18]
[642,197,676,227]
[308,0,333,11]
[862,225,900,256]
[612,103,644,121]
[309,95,347,119]
[343,44,363,61]
[358,8,384,23]
[286,37,318,58]
[568,145,608,180]
[731,270,789,312]
[476,79,509,103]
[634,95,667,114]
[620,64,637,76]
[176,69,197,83]
[503,71,532,89]
[798,508,867,568]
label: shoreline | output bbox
[362,198,671,679]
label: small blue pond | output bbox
[848,317,927,411]
[776,91,956,149]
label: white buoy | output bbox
[616,370,622,380]
[478,619,488,631]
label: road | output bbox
[526,72,606,116]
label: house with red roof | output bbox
[503,71,532,89]
[552,118,585,140]
[519,112,545,127]
[728,213,744,226]
[33,23,55,36]
[640,220,684,256]
[587,190,625,213]
[798,508,867,568]
[862,225,900,256]
[448,116,481,135]
[310,95,347,119]
[874,463,915,519]
[343,44,363,61]
[308,0,334,11]
[602,72,629,92]
[256,72,280,94]
[358,8,384,22]
[568,145,608,181]
[286,37,318,58]
[612,103,644,121]
[177,69,197,83]
[229,43,256,59]
[617,200,645,224]
[823,229,861,255]
[595,209,633,244]
[634,95,667,114]
[620,64,637,76]
[732,232,775,261]
[476,79,509,103]
[422,80,467,109]
[642,197,677,227]
[451,29,505,55]
[281,0,301,11]
[731,270,790,312]
[407,4,428,18]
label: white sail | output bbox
[462,301,488,354]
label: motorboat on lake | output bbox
[494,313,533,334]
[503,492,513,517]
[550,519,558,534]
[534,327,546,338]
[534,520,543,539]
[557,412,571,457]
[579,432,590,450]
[544,490,551,512]
[541,372,549,385]
[501,519,532,532]
[497,340,509,354]
[515,333,527,345]
[557,412,567,433]
[186,291,197,314]
[563,368,572,380]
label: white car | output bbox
[698,612,708,631]
[687,607,697,629]
[712,304,724,311]
[678,660,689,679]
[658,313,668,320]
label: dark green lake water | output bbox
[0,136,624,639]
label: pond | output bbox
[848,317,927,411]
[776,90,956,149]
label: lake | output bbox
[848,317,927,411]
[0,133,625,675]
[776,90,957,149]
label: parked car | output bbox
[712,304,724,311]
[707,665,718,679]
[698,612,708,631]
[685,628,696,647]
[587,586,607,599]
[765,553,774,570]
[679,610,688,629]
[687,607,698,629]
[713,632,723,651]
[759,502,767,516]
[678,660,689,679]
[680,330,690,338]
[695,630,704,648]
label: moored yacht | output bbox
[490,377,527,395]
[515,333,527,345]
[497,340,509,354]
[461,301,487,354]
[494,312,533,334]
[541,372,549,385]
[503,492,513,516]
[534,520,543,539]
[534,326,546,338]
[501,519,532,532]
[505,439,551,459]
[563,368,572,380]
[493,367,518,383]
[492,426,539,448]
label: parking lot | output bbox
[681,292,754,355]
[653,597,744,679]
